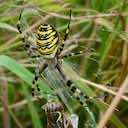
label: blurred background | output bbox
[0,0,128,128]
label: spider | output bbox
[17,10,96,126]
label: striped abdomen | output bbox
[36,24,59,58]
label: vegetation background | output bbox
[0,0,128,128]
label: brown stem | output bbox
[0,69,10,128]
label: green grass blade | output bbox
[63,61,127,128]
[0,55,51,93]
[22,83,43,128]
[0,55,51,127]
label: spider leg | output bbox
[64,9,72,41]
[17,10,40,58]
[32,62,48,96]
[17,10,32,53]
[59,50,85,59]
[56,63,97,127]
[58,9,72,54]
[55,63,92,106]
[17,10,26,43]
[59,47,95,60]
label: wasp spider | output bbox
[17,9,95,111]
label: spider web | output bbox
[41,62,96,128]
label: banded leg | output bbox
[55,63,91,106]
[17,10,27,46]
[56,64,96,127]
[17,10,39,57]
[64,9,71,41]
[59,50,85,59]
[32,62,48,96]
[58,10,72,54]
[59,47,95,59]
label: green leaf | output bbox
[22,83,42,128]
[0,55,50,89]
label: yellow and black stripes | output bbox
[36,24,59,57]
